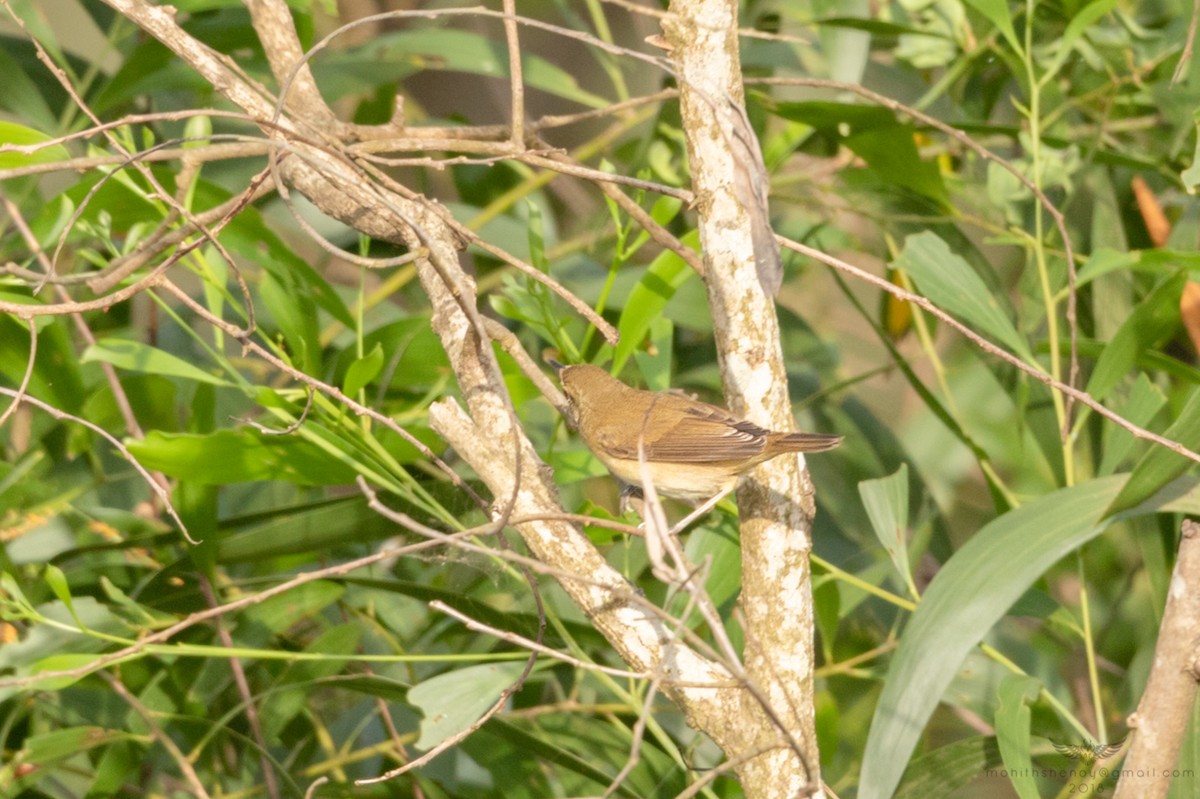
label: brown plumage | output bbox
[558,364,841,503]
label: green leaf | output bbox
[17,726,135,762]
[632,316,673,392]
[613,234,697,374]
[348,30,612,109]
[962,0,1022,55]
[28,654,105,690]
[410,661,532,751]
[0,121,70,170]
[995,675,1042,799]
[343,342,384,398]
[41,565,81,629]
[1098,374,1167,475]
[1044,0,1118,78]
[683,511,741,608]
[1106,387,1200,515]
[82,338,233,387]
[471,717,650,798]
[895,736,1004,799]
[843,125,950,207]
[859,476,1125,799]
[894,232,1034,363]
[1085,272,1184,402]
[217,497,400,563]
[859,464,913,595]
[127,429,359,486]
[258,264,320,373]
[239,581,344,641]
[1183,122,1200,193]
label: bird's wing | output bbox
[1093,740,1125,759]
[637,403,768,463]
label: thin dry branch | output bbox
[100,672,214,799]
[0,387,191,543]
[197,577,281,799]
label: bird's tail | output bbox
[775,432,843,452]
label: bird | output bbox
[555,363,841,506]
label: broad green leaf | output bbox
[860,476,1125,799]
[632,316,673,392]
[844,125,950,207]
[613,233,698,374]
[471,717,649,799]
[239,581,344,641]
[895,736,1005,799]
[1106,387,1200,515]
[17,726,135,761]
[1085,272,1184,402]
[766,100,898,135]
[217,497,400,563]
[127,429,359,486]
[1078,248,1200,288]
[813,576,841,662]
[343,342,384,398]
[995,675,1042,799]
[1046,0,1118,78]
[41,565,79,627]
[1098,374,1166,475]
[962,0,1022,54]
[259,264,320,373]
[894,232,1034,363]
[334,318,448,392]
[410,661,532,750]
[347,30,611,109]
[83,338,233,387]
[683,510,741,609]
[859,464,913,595]
[1184,122,1200,193]
[0,48,57,132]
[0,121,69,170]
[27,654,106,690]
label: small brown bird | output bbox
[557,363,841,504]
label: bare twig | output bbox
[198,577,281,799]
[0,387,191,542]
[0,527,488,691]
[431,600,652,679]
[1174,0,1200,84]
[587,173,705,276]
[0,316,36,430]
[100,672,214,799]
[502,0,525,147]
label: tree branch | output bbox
[664,1,824,796]
[1114,520,1200,799]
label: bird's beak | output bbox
[547,358,566,372]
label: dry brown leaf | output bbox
[1181,281,1200,354]
[1132,175,1171,248]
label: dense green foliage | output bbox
[2,0,1200,797]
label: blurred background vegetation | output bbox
[2,0,1200,797]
